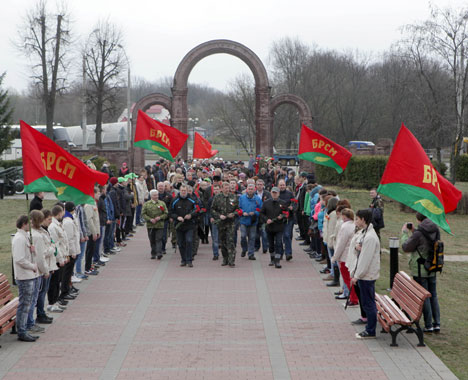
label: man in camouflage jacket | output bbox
[211,182,239,267]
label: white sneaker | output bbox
[111,247,121,252]
[100,256,110,262]
[47,304,64,313]
[71,275,82,283]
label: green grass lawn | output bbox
[1,190,467,378]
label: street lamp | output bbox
[119,45,131,151]
[189,117,199,140]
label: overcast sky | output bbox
[1,0,467,93]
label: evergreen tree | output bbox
[0,72,14,156]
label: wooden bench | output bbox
[375,271,431,347]
[0,273,19,347]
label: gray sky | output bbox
[1,0,466,93]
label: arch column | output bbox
[171,87,189,159]
[256,86,272,156]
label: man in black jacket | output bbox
[170,185,197,267]
[255,179,271,253]
[278,179,296,261]
[261,187,286,268]
[107,177,122,247]
[29,192,44,211]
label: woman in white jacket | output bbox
[323,197,339,286]
[350,209,380,339]
[332,208,358,305]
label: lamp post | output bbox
[81,55,87,150]
[119,45,131,151]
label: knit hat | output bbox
[109,177,118,185]
[65,201,75,212]
[118,177,126,183]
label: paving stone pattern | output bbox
[0,228,457,380]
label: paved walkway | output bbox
[0,227,457,380]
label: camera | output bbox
[406,222,413,230]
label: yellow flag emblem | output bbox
[151,145,167,152]
[414,199,443,215]
[314,156,330,162]
[57,186,67,196]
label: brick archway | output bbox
[172,39,272,159]
[131,93,172,169]
[270,93,313,127]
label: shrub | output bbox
[79,155,117,178]
[455,154,468,182]
[315,156,388,189]
[432,160,448,176]
[0,159,23,170]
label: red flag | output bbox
[298,124,352,173]
[134,110,188,161]
[21,121,108,204]
[378,124,462,233]
[193,132,218,159]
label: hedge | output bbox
[0,159,23,170]
[455,154,468,182]
[315,156,388,189]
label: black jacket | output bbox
[98,194,107,226]
[29,196,43,211]
[170,195,197,231]
[261,198,287,233]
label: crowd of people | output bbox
[10,156,441,343]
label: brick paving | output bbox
[0,227,458,380]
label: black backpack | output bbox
[416,228,444,275]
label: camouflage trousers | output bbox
[218,222,236,265]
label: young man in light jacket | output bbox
[47,204,68,312]
[350,209,381,339]
[12,215,40,342]
[62,202,80,300]
[84,189,101,272]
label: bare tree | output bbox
[400,5,468,182]
[16,0,71,138]
[83,20,125,148]
[211,75,256,154]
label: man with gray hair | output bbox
[142,189,168,260]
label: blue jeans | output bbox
[414,276,440,329]
[75,240,87,274]
[358,279,377,335]
[93,226,104,263]
[16,278,35,336]
[240,224,256,257]
[36,275,51,318]
[176,228,193,264]
[282,218,294,256]
[327,246,336,276]
[255,223,268,252]
[26,276,42,329]
[104,221,116,253]
[211,223,219,257]
[267,230,284,260]
[135,204,143,224]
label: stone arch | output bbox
[131,93,173,169]
[270,93,313,127]
[172,39,272,158]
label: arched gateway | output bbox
[132,40,313,166]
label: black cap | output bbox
[65,201,75,212]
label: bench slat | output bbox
[0,319,16,334]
